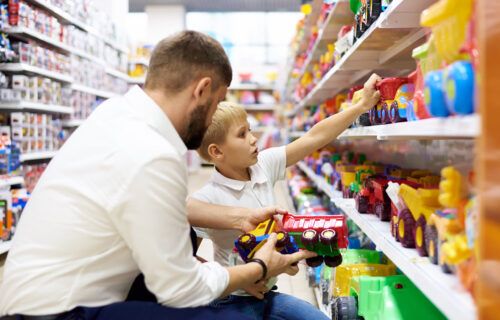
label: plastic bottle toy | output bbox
[235,213,348,268]
[370,77,408,125]
[333,275,446,320]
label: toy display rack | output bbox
[0,241,11,255]
[0,100,73,115]
[296,161,476,320]
[287,0,436,116]
[288,114,479,141]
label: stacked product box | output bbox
[10,112,62,154]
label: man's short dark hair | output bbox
[145,31,232,93]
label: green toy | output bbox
[333,275,446,320]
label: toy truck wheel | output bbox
[306,256,324,268]
[374,202,390,221]
[391,216,400,242]
[320,229,337,246]
[397,209,416,248]
[276,231,290,248]
[425,224,439,265]
[415,216,428,256]
[324,254,343,268]
[301,229,318,249]
[332,296,358,320]
[369,108,376,125]
[355,194,369,213]
[381,102,391,124]
[390,101,405,123]
[237,233,256,250]
[357,112,371,126]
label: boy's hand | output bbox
[240,207,287,232]
[356,73,382,112]
[252,233,317,278]
[243,280,269,300]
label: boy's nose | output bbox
[250,133,257,145]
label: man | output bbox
[0,31,314,319]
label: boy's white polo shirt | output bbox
[190,146,286,295]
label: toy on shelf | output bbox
[397,184,441,256]
[334,275,446,320]
[235,212,348,268]
[371,77,408,125]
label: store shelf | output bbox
[71,84,118,99]
[62,119,85,127]
[293,0,434,113]
[243,104,275,111]
[129,77,146,85]
[0,63,73,83]
[0,241,12,255]
[20,151,58,162]
[229,84,274,91]
[5,176,25,186]
[296,161,476,320]
[0,101,73,114]
[338,115,480,140]
[298,1,354,80]
[25,0,129,54]
[105,67,133,82]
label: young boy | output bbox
[188,74,381,319]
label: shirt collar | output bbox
[124,85,187,156]
[210,165,268,191]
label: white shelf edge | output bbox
[337,115,480,140]
[243,104,275,111]
[0,241,12,255]
[0,63,73,83]
[105,67,133,82]
[71,84,118,99]
[296,161,477,320]
[0,101,73,114]
[20,150,58,162]
[62,119,85,127]
[129,58,149,66]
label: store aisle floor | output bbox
[188,166,318,307]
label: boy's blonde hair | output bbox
[198,102,248,161]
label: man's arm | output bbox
[187,198,287,232]
[285,73,382,167]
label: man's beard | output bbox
[183,100,212,150]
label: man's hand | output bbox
[243,280,270,300]
[240,207,287,232]
[252,233,317,278]
[356,73,382,112]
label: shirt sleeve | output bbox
[257,146,287,185]
[107,155,228,308]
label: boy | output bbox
[187,74,381,319]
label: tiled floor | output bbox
[188,166,317,307]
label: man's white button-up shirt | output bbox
[0,86,229,316]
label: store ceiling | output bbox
[129,0,303,12]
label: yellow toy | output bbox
[333,263,396,297]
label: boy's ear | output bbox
[208,143,223,160]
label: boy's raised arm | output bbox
[285,73,381,167]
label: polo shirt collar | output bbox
[210,165,268,191]
[124,85,187,156]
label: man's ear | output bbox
[194,77,212,100]
[208,143,223,160]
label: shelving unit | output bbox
[71,84,118,99]
[0,101,73,115]
[228,84,274,91]
[20,151,58,162]
[296,161,476,320]
[289,0,435,115]
[0,63,73,83]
